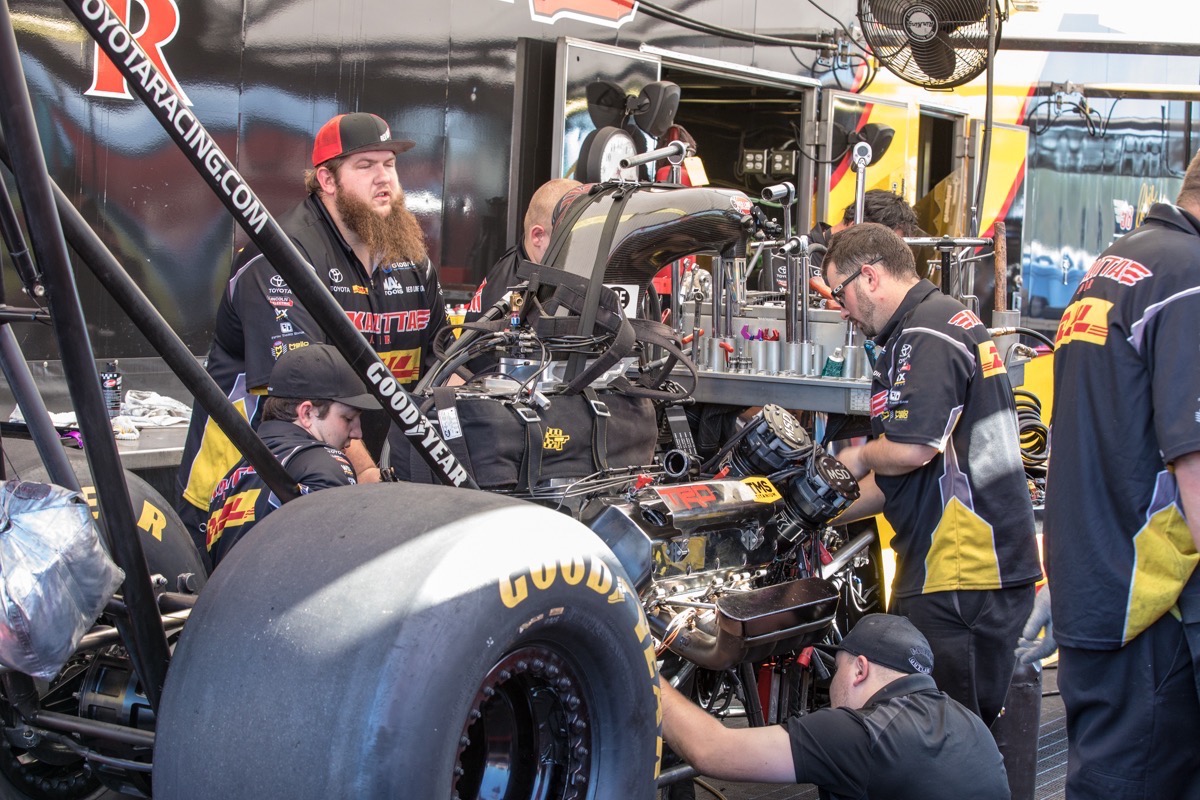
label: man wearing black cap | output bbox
[756,189,921,295]
[660,614,1010,799]
[205,345,380,568]
[176,112,448,549]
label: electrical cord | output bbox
[693,777,729,800]
[1026,96,1118,139]
[790,121,852,165]
[636,0,835,50]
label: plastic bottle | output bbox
[101,360,122,419]
[820,346,845,378]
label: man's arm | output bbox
[1173,450,1200,552]
[836,436,938,479]
[344,439,381,484]
[832,472,885,525]
[661,681,796,783]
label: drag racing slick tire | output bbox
[153,483,662,799]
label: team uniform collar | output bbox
[862,673,938,709]
[1144,202,1200,237]
[873,279,939,348]
[305,193,370,275]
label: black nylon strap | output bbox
[608,318,697,402]
[565,188,636,385]
[583,387,611,472]
[563,313,635,395]
[432,386,475,478]
[515,405,543,492]
[539,184,616,268]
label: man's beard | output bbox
[853,291,879,338]
[335,185,428,266]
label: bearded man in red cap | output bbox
[176,113,448,558]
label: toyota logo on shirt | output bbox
[270,275,286,288]
[328,269,344,283]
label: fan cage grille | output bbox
[858,0,1000,89]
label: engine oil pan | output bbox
[665,577,839,671]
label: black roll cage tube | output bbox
[0,0,478,718]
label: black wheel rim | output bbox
[0,742,101,800]
[454,645,592,800]
[0,657,104,800]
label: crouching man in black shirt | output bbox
[205,344,380,568]
[660,614,1010,799]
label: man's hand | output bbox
[344,439,382,483]
[1015,586,1056,664]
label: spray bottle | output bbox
[101,360,122,419]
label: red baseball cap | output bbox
[311,113,415,167]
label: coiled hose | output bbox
[1013,388,1049,478]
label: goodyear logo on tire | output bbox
[500,554,614,609]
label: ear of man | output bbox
[295,400,319,430]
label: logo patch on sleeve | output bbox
[978,341,1007,378]
[870,390,888,417]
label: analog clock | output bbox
[576,126,640,183]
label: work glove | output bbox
[1014,585,1056,665]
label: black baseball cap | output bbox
[835,613,934,675]
[311,113,415,167]
[267,344,381,411]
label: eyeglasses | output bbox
[830,257,881,303]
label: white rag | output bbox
[9,390,192,442]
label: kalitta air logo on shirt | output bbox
[978,341,1007,378]
[346,309,431,334]
[1082,255,1152,287]
[948,310,984,330]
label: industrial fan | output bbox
[858,0,998,89]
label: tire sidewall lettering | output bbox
[500,554,611,609]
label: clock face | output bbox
[597,129,640,182]
[581,126,641,183]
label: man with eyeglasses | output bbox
[823,223,1040,732]
[756,189,921,296]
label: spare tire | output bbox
[153,483,661,799]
